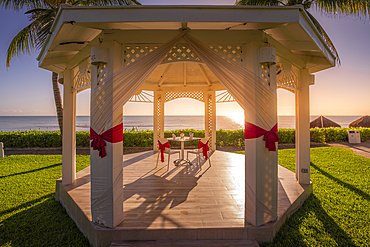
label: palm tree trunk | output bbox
[52,72,63,134]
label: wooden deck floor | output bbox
[58,150,312,246]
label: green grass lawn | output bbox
[1,147,369,246]
[0,155,91,247]
[264,147,370,246]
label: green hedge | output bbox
[1,128,370,148]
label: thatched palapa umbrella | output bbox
[310,115,341,128]
[349,115,370,128]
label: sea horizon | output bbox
[0,115,365,132]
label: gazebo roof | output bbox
[37,5,336,77]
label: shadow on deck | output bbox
[55,150,312,247]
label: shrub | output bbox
[1,127,370,148]
[278,129,295,143]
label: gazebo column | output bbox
[62,69,76,185]
[90,41,123,228]
[244,42,278,226]
[204,91,216,150]
[295,68,310,184]
[153,91,165,151]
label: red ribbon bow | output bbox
[244,122,279,151]
[90,123,123,158]
[198,140,210,160]
[158,140,170,162]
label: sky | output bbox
[0,0,369,119]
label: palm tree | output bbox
[236,0,370,65]
[2,0,141,134]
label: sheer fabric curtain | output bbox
[90,30,277,224]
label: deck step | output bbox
[111,239,260,247]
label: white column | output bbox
[205,91,216,151]
[204,91,210,140]
[160,92,165,139]
[62,69,76,185]
[90,41,123,228]
[295,68,310,184]
[203,91,209,137]
[244,42,278,226]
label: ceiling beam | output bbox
[158,64,173,87]
[267,35,306,69]
[198,64,212,86]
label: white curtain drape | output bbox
[90,29,277,226]
[91,30,275,133]
[183,34,276,130]
[91,30,189,133]
[183,34,277,223]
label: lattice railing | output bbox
[216,90,236,103]
[165,91,204,102]
[72,60,91,92]
[123,44,243,66]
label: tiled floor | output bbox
[63,150,310,232]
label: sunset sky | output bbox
[0,0,369,119]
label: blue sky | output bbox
[0,0,369,118]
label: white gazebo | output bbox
[38,5,335,246]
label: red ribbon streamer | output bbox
[198,140,210,160]
[158,140,170,162]
[90,123,123,158]
[244,122,279,151]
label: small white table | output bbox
[168,137,200,165]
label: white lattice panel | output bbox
[260,64,271,86]
[123,46,158,66]
[165,91,204,102]
[276,67,300,92]
[72,60,91,92]
[164,44,200,63]
[207,94,214,148]
[123,44,243,66]
[216,90,236,103]
[97,64,107,85]
[156,95,162,142]
[209,45,243,65]
[129,91,153,103]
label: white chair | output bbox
[186,137,211,170]
[156,138,180,170]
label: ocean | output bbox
[0,115,364,132]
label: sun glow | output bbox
[224,112,244,127]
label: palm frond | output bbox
[314,0,370,16]
[0,0,48,11]
[33,8,58,49]
[24,8,48,14]
[6,23,38,67]
[236,0,281,6]
[306,10,340,64]
[78,0,141,6]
